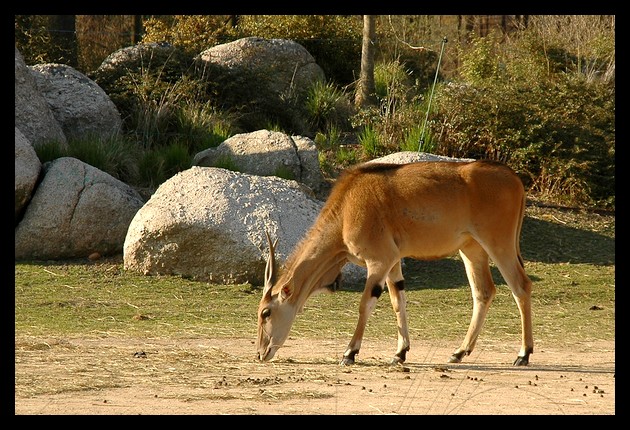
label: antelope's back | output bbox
[329,160,525,259]
[336,159,523,204]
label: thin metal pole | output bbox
[418,37,447,152]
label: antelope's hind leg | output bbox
[449,242,496,364]
[491,252,534,366]
[386,260,410,365]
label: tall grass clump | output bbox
[305,80,354,133]
[358,126,383,158]
[372,60,417,149]
[33,135,141,185]
[174,100,234,153]
[352,59,437,156]
[401,126,437,153]
[335,145,359,167]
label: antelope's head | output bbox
[256,231,297,361]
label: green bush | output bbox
[459,32,501,84]
[430,51,614,209]
[141,15,238,56]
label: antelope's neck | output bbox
[281,226,346,311]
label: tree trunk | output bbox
[355,15,377,108]
[226,15,239,27]
[132,15,144,44]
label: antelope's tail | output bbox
[516,193,526,268]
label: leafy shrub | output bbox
[15,15,55,65]
[141,15,238,56]
[431,69,614,209]
[459,32,501,84]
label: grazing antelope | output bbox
[257,159,533,366]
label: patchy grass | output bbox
[15,204,614,348]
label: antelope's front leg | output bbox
[340,279,383,366]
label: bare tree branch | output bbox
[386,15,437,52]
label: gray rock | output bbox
[291,134,329,198]
[368,151,474,164]
[123,167,365,285]
[94,42,181,78]
[15,157,145,260]
[123,166,323,285]
[14,47,67,148]
[193,130,327,197]
[14,127,41,221]
[30,63,122,141]
[197,37,325,98]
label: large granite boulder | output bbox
[193,130,327,198]
[15,157,145,260]
[29,63,123,141]
[123,166,323,285]
[15,127,41,222]
[196,37,325,98]
[123,166,365,285]
[14,47,67,148]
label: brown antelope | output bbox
[257,159,533,366]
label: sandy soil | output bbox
[14,335,615,415]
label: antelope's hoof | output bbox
[448,350,466,363]
[389,357,404,366]
[513,356,529,366]
[340,357,355,366]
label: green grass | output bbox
[15,204,614,348]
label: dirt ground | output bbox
[14,335,615,415]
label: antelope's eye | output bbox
[261,308,271,319]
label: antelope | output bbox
[256,159,533,366]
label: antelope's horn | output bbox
[263,230,278,296]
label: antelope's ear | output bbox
[279,283,292,302]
